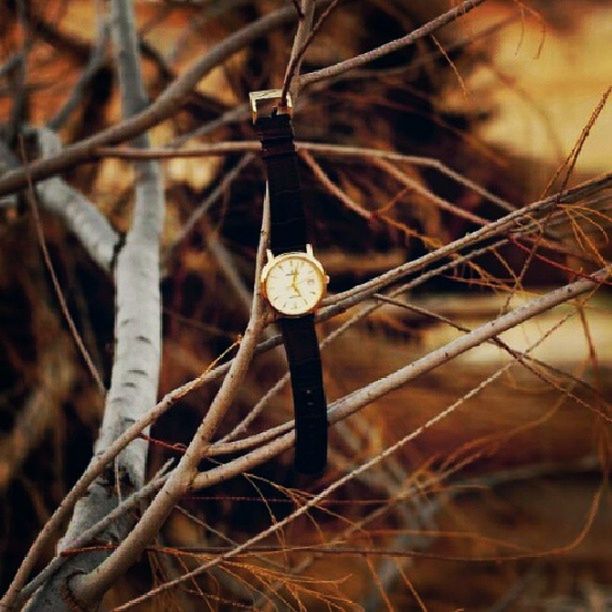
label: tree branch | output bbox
[69,191,270,606]
[0,132,120,273]
[300,0,486,87]
[0,4,315,198]
[25,0,165,608]
[14,462,172,610]
[116,271,607,607]
[3,175,605,608]
[281,0,315,105]
[46,16,110,131]
[199,268,607,468]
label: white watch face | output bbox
[264,254,326,316]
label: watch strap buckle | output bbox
[249,89,293,123]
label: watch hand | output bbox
[290,272,302,297]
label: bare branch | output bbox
[117,273,606,607]
[300,0,486,87]
[37,128,120,271]
[281,0,315,105]
[167,153,254,255]
[289,0,305,19]
[46,17,110,131]
[300,149,372,219]
[321,174,611,308]
[14,462,173,610]
[0,132,120,272]
[24,0,165,607]
[169,103,250,148]
[200,268,607,468]
[6,0,30,144]
[0,337,75,492]
[4,175,605,607]
[22,139,106,394]
[69,192,270,606]
[0,3,311,198]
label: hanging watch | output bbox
[250,89,329,475]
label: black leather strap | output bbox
[254,113,308,254]
[254,110,328,474]
[279,316,328,474]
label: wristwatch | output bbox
[250,89,329,474]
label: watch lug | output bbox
[266,249,274,263]
[306,244,314,257]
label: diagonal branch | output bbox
[196,268,607,468]
[0,132,119,273]
[25,0,165,608]
[14,462,173,610]
[300,0,486,87]
[281,0,316,105]
[69,191,270,606]
[4,176,606,608]
[0,3,321,198]
[115,271,607,607]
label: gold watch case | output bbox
[260,244,329,317]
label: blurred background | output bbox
[0,1,610,609]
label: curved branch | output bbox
[0,4,312,198]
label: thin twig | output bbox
[3,176,605,606]
[300,0,486,87]
[300,149,372,219]
[91,139,515,212]
[167,153,254,255]
[20,137,106,394]
[0,3,309,198]
[280,0,342,106]
[373,294,608,406]
[116,288,604,608]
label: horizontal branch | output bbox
[0,4,307,198]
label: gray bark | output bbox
[28,0,164,608]
[36,129,119,272]
[0,132,119,273]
